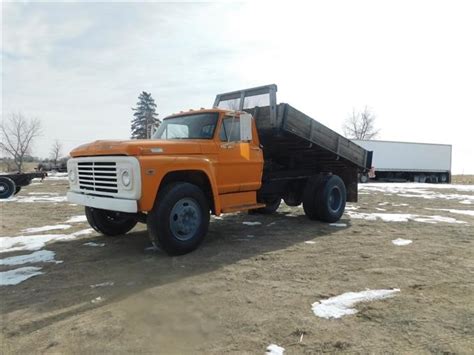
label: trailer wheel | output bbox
[250,198,281,214]
[85,207,137,236]
[14,186,22,195]
[0,177,16,199]
[147,182,210,256]
[302,175,325,220]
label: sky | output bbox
[2,0,473,174]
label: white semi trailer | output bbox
[352,139,452,183]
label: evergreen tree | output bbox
[131,91,160,139]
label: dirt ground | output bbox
[1,177,473,354]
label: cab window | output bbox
[220,116,240,142]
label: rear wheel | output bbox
[147,182,210,256]
[359,173,369,183]
[303,175,347,222]
[302,175,325,220]
[85,207,137,236]
[0,177,16,199]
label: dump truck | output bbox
[67,85,372,255]
[353,139,451,183]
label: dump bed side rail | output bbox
[214,84,373,170]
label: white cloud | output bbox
[2,1,473,173]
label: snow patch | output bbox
[144,243,160,252]
[91,296,104,304]
[359,183,474,204]
[266,344,285,355]
[83,242,105,247]
[242,221,261,226]
[360,182,474,192]
[305,241,316,244]
[65,215,87,223]
[22,224,71,234]
[329,223,347,227]
[344,205,359,211]
[0,266,43,286]
[0,250,62,265]
[312,288,400,319]
[346,211,465,224]
[0,229,95,253]
[425,208,474,217]
[1,194,68,203]
[90,281,114,288]
[392,238,412,246]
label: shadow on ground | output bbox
[1,209,351,336]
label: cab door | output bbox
[215,114,263,194]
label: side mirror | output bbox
[240,112,252,141]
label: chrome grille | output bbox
[78,161,118,194]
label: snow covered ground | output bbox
[359,183,474,204]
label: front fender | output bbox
[137,155,221,214]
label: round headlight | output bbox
[121,170,131,187]
[68,169,76,183]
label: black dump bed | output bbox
[214,84,372,173]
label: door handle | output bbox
[220,143,234,149]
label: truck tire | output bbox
[147,182,210,256]
[302,175,325,220]
[85,207,137,236]
[0,177,16,199]
[359,173,369,183]
[303,175,346,222]
[318,175,347,222]
[251,198,281,214]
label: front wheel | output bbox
[85,207,137,236]
[147,182,210,256]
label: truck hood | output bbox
[70,139,204,157]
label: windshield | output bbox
[153,113,218,140]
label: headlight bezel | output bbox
[68,167,77,184]
[120,169,131,187]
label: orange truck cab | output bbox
[67,85,372,255]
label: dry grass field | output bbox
[1,176,473,354]
[452,175,474,185]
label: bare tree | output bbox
[342,106,380,140]
[0,113,42,172]
[50,139,63,166]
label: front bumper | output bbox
[67,191,138,213]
